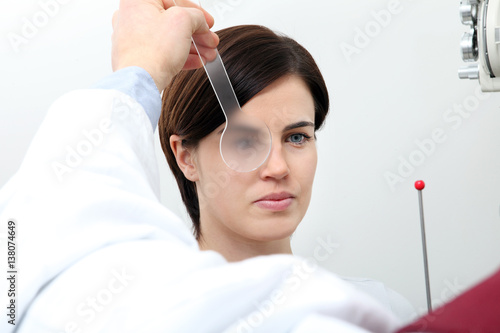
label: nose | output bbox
[258,143,289,180]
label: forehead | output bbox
[241,75,315,130]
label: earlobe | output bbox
[169,135,199,182]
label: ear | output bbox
[169,135,199,182]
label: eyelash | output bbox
[285,133,313,146]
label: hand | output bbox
[111,0,219,91]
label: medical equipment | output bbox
[414,180,432,313]
[203,51,272,172]
[459,0,500,91]
[172,1,272,172]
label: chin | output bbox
[247,219,300,242]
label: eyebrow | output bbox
[283,121,315,132]
[217,125,261,135]
[216,121,315,135]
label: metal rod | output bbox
[418,189,432,313]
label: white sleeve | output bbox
[0,85,401,333]
[340,276,417,324]
[386,286,418,324]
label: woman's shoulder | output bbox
[339,276,417,324]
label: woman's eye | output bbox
[287,133,311,145]
[235,136,256,150]
[238,139,252,148]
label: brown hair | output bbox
[159,25,329,239]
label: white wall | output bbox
[2,0,500,316]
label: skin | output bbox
[171,75,318,262]
[112,0,219,91]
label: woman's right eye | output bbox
[235,137,255,150]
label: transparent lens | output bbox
[197,46,272,173]
[220,112,272,172]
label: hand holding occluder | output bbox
[111,0,219,91]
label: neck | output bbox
[198,229,293,262]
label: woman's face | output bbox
[192,75,317,243]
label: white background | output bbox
[1,0,500,315]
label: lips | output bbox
[254,192,295,211]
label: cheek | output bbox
[292,149,317,210]
[197,172,255,231]
[197,160,251,209]
[291,147,318,187]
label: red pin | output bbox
[415,180,432,313]
[415,180,425,191]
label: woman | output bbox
[159,24,415,321]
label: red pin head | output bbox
[415,180,425,191]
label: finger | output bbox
[161,0,215,28]
[189,44,217,62]
[189,43,217,61]
[182,53,204,70]
[192,31,219,49]
[164,6,212,39]
[189,42,198,55]
[112,10,120,30]
[184,41,217,70]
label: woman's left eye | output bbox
[286,133,311,145]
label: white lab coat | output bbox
[341,277,416,323]
[0,87,401,333]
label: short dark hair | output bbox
[159,25,329,239]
